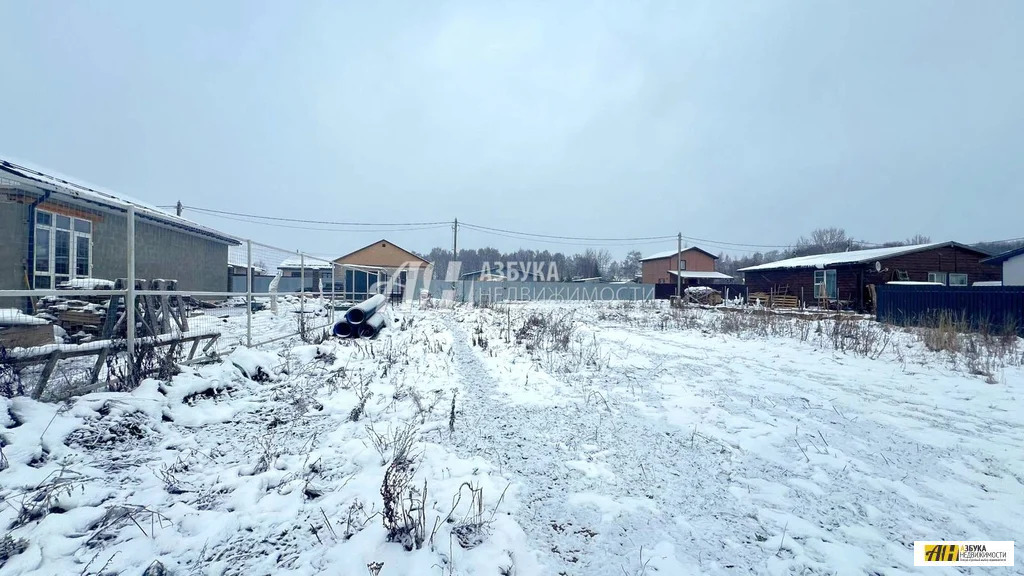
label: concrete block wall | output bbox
[91,211,230,291]
[2,201,230,293]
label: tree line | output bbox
[420,247,644,282]
[420,227,1024,281]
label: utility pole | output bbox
[452,218,459,300]
[677,232,683,302]
[176,200,183,216]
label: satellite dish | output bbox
[874,261,882,272]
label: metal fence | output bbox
[876,284,1024,335]
[432,280,656,304]
[0,189,348,399]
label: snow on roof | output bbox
[886,281,944,286]
[278,256,336,270]
[0,158,239,245]
[737,242,971,272]
[640,246,718,262]
[972,281,1003,287]
[668,270,733,279]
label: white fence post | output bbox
[126,206,136,361]
[246,239,253,348]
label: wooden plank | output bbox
[187,338,200,361]
[0,324,55,348]
[89,347,110,385]
[33,350,62,399]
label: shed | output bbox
[739,242,999,310]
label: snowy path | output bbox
[445,316,760,575]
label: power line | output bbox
[460,222,676,242]
[460,225,673,247]
[182,204,450,227]
[190,210,451,233]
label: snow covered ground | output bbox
[2,300,1022,575]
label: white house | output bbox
[982,246,1024,286]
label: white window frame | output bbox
[33,209,93,289]
[948,273,968,286]
[928,272,948,285]
[813,269,837,300]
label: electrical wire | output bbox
[190,210,451,233]
[183,204,450,227]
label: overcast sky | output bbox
[2,1,1022,260]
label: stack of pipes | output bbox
[332,294,387,339]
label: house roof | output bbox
[981,245,1024,265]
[334,239,429,266]
[668,271,733,280]
[279,256,336,270]
[641,246,719,262]
[737,242,990,272]
[0,158,239,245]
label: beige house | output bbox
[333,239,430,301]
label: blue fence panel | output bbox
[875,285,1024,334]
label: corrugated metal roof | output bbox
[668,270,733,279]
[981,245,1024,265]
[0,158,239,245]
[737,242,985,272]
[640,246,719,262]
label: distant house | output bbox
[0,159,238,293]
[981,246,1024,286]
[227,246,265,277]
[278,256,336,292]
[640,247,733,286]
[333,239,430,301]
[739,242,1000,309]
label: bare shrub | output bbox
[380,427,425,550]
[0,533,28,563]
[349,374,373,422]
[86,504,171,547]
[340,499,378,540]
[10,464,88,528]
[366,422,417,467]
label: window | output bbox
[813,269,837,300]
[33,208,92,288]
[928,272,948,285]
[679,259,687,271]
[949,273,968,286]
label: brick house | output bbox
[640,246,733,286]
[739,242,1000,309]
[0,159,238,293]
[333,239,430,301]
